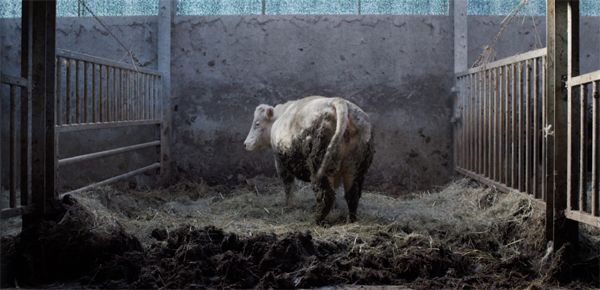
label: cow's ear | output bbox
[266,107,274,119]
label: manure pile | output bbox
[1,177,598,289]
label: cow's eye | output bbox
[254,121,260,127]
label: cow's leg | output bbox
[282,174,295,207]
[343,173,363,223]
[276,160,295,207]
[313,177,335,225]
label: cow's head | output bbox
[244,104,275,151]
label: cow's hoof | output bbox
[316,219,331,227]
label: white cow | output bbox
[244,96,374,224]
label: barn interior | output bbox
[1,0,600,288]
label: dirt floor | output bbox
[1,176,599,289]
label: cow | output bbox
[244,96,374,225]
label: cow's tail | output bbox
[316,98,348,181]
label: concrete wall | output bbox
[2,14,599,193]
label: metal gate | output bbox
[454,48,547,209]
[566,70,600,227]
[1,49,166,219]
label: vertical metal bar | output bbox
[20,0,33,209]
[142,73,146,120]
[107,66,111,122]
[512,63,518,188]
[113,67,117,122]
[525,59,531,195]
[542,56,546,203]
[533,58,540,199]
[505,65,511,186]
[56,58,63,126]
[99,65,104,122]
[76,60,81,123]
[468,74,474,171]
[499,66,505,184]
[579,84,587,212]
[593,81,599,216]
[477,72,485,175]
[84,62,89,123]
[10,85,18,208]
[130,71,134,120]
[66,59,72,125]
[493,68,499,181]
[484,70,490,178]
[92,64,97,122]
[546,0,578,249]
[518,62,525,192]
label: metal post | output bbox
[453,0,467,73]
[546,0,579,250]
[31,0,57,218]
[158,0,172,186]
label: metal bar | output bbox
[45,0,57,201]
[512,63,518,188]
[56,48,162,76]
[493,68,499,181]
[469,74,474,171]
[107,66,111,122]
[505,65,511,186]
[66,59,72,124]
[76,60,81,123]
[593,81,599,217]
[533,58,540,199]
[546,0,578,248]
[518,62,525,192]
[525,60,531,195]
[92,64,97,122]
[579,84,587,212]
[10,85,18,208]
[59,140,161,167]
[456,48,547,77]
[485,70,490,178]
[499,66,505,184]
[99,65,104,122]
[1,205,34,220]
[119,69,123,121]
[1,74,29,87]
[456,167,546,210]
[56,58,63,126]
[478,71,483,174]
[565,210,600,228]
[20,0,33,210]
[113,67,117,122]
[59,163,161,198]
[84,62,89,123]
[55,120,161,133]
[570,70,600,87]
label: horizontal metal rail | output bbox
[58,140,161,167]
[456,48,547,77]
[456,167,546,210]
[56,119,161,133]
[59,163,161,198]
[1,74,29,87]
[56,48,162,76]
[1,205,34,220]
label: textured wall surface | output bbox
[2,14,599,193]
[169,15,454,192]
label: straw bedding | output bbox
[1,176,598,289]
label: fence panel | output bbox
[566,70,600,227]
[454,48,547,209]
[1,74,34,219]
[54,49,164,197]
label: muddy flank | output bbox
[1,178,598,289]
